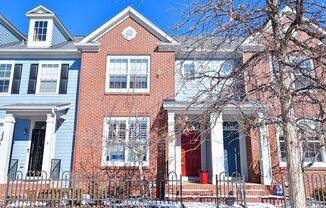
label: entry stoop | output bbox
[165,182,285,206]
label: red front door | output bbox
[181,131,201,176]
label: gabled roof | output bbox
[0,15,27,41]
[79,6,178,45]
[26,5,73,41]
[26,5,54,15]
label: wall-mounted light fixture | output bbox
[23,128,29,135]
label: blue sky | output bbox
[0,0,187,36]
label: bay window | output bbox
[102,117,150,166]
[106,56,150,92]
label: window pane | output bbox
[127,144,147,162]
[130,59,148,74]
[107,144,125,161]
[279,136,286,162]
[303,140,322,163]
[221,63,233,76]
[184,64,195,79]
[129,121,148,141]
[39,81,57,93]
[109,75,127,88]
[130,75,147,89]
[110,59,128,74]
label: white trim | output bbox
[27,18,54,48]
[102,116,150,167]
[80,6,177,44]
[36,61,62,95]
[105,55,150,93]
[0,61,15,96]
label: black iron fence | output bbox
[281,173,326,207]
[216,172,246,207]
[4,171,182,207]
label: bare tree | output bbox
[174,0,326,207]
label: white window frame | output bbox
[33,21,48,42]
[276,124,326,168]
[182,62,196,80]
[106,56,150,93]
[102,117,150,167]
[0,61,15,96]
[36,61,62,95]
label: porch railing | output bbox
[216,172,246,207]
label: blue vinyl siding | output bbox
[52,24,67,46]
[175,59,241,101]
[0,22,20,45]
[0,58,80,174]
[11,118,31,173]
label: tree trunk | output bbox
[138,156,144,198]
[280,65,307,208]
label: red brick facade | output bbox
[73,17,175,180]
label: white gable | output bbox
[80,6,177,44]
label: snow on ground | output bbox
[183,202,278,208]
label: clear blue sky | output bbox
[0,0,187,36]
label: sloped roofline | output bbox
[79,6,178,44]
[26,5,73,41]
[0,15,27,41]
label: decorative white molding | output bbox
[121,26,137,41]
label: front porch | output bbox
[164,100,273,186]
[0,103,70,184]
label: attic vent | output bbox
[122,26,137,41]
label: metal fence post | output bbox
[180,174,183,206]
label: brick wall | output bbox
[73,17,175,181]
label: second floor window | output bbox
[0,63,13,93]
[37,63,60,94]
[106,56,150,92]
[183,63,195,80]
[33,21,48,41]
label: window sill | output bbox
[104,92,150,96]
[279,162,326,168]
[100,163,150,169]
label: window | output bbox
[183,63,195,80]
[33,21,48,41]
[271,54,314,89]
[292,57,314,89]
[36,62,61,94]
[102,117,150,166]
[278,121,325,166]
[106,56,150,92]
[220,62,233,76]
[0,63,14,94]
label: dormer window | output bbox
[33,21,48,41]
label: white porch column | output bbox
[167,112,177,178]
[258,113,273,185]
[0,114,15,183]
[42,114,56,176]
[210,113,224,184]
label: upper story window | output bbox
[272,54,314,89]
[27,61,69,95]
[106,56,150,93]
[183,63,195,80]
[220,62,233,76]
[37,63,60,94]
[0,63,13,94]
[33,21,48,41]
[102,117,150,166]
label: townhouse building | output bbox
[0,6,324,199]
[0,6,80,187]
